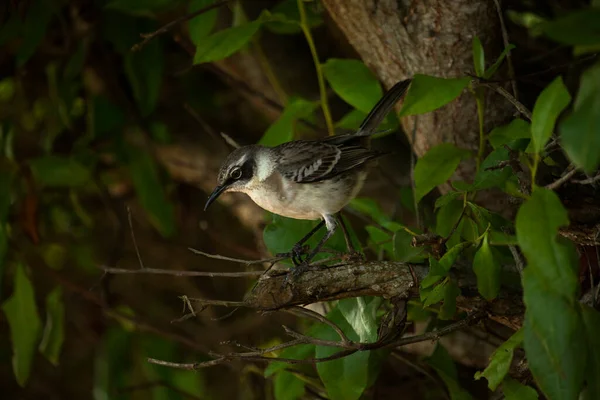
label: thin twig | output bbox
[127,206,145,269]
[284,306,351,344]
[545,166,577,190]
[481,83,532,120]
[573,173,600,185]
[220,132,241,149]
[186,298,248,307]
[183,102,224,145]
[188,247,287,265]
[131,0,231,52]
[148,310,485,370]
[101,266,265,278]
[492,0,518,99]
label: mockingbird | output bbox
[205,79,411,268]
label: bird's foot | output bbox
[276,243,310,266]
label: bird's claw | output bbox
[276,244,310,266]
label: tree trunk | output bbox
[323,0,515,189]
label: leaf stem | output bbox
[531,153,539,191]
[297,0,334,136]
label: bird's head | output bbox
[204,145,259,210]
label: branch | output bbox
[188,247,287,265]
[101,266,266,278]
[574,173,600,185]
[545,165,578,190]
[131,0,231,52]
[148,310,486,370]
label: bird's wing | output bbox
[275,141,380,183]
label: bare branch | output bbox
[573,173,600,185]
[284,306,351,344]
[492,0,518,99]
[101,265,265,278]
[131,0,231,52]
[481,83,532,120]
[148,310,485,370]
[127,206,146,269]
[545,165,578,190]
[188,247,287,265]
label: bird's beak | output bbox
[204,185,227,211]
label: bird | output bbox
[204,79,412,269]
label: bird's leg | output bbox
[276,220,325,265]
[336,213,365,262]
[290,215,337,279]
[336,212,354,253]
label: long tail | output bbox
[355,79,412,137]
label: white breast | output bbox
[245,170,367,221]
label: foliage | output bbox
[1,0,600,399]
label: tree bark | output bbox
[323,0,515,187]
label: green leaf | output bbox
[274,370,305,400]
[516,187,578,299]
[516,189,582,399]
[484,44,516,79]
[472,36,485,77]
[263,215,349,263]
[335,109,367,130]
[399,75,471,117]
[559,63,600,173]
[193,13,269,64]
[581,305,600,399]
[475,328,523,390]
[348,198,390,225]
[264,343,314,377]
[542,9,600,46]
[124,38,163,117]
[522,267,585,400]
[393,230,426,263]
[472,147,513,190]
[338,297,380,342]
[421,257,447,289]
[127,146,175,237]
[422,278,449,307]
[259,97,318,146]
[30,156,91,187]
[16,0,55,67]
[435,191,463,209]
[472,232,501,300]
[435,197,464,237]
[530,77,571,153]
[39,286,65,366]
[439,280,460,320]
[188,0,219,44]
[488,118,531,149]
[322,59,383,114]
[414,143,471,203]
[2,264,42,386]
[426,344,473,400]
[502,377,539,400]
[439,242,471,272]
[266,0,323,34]
[315,306,381,400]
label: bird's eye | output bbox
[230,168,242,180]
